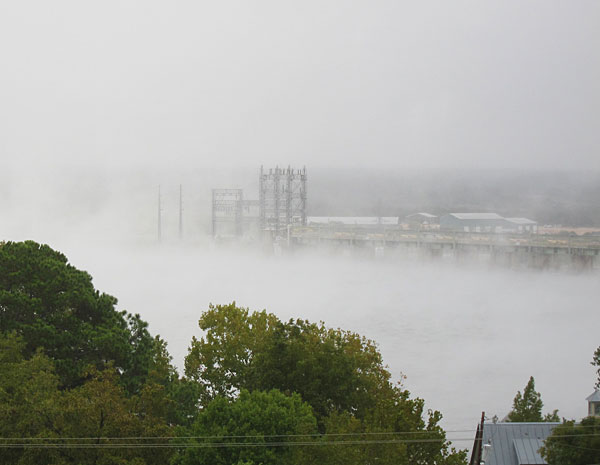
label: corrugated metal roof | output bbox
[450,213,504,220]
[307,216,399,225]
[506,218,538,225]
[513,438,546,464]
[480,422,558,465]
[407,212,437,218]
[587,389,600,402]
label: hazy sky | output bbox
[1,1,598,172]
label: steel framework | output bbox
[212,189,244,237]
[259,166,307,236]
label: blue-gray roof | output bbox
[513,438,546,464]
[481,422,559,465]
[449,213,504,220]
[587,390,600,402]
[505,217,538,225]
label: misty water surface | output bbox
[53,240,598,447]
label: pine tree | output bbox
[507,376,544,422]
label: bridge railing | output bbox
[289,225,600,250]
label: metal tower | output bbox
[259,166,307,236]
[212,189,244,238]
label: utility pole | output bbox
[158,185,162,243]
[179,184,183,240]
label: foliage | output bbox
[506,377,556,422]
[0,241,160,393]
[172,389,318,465]
[544,410,561,422]
[185,302,279,401]
[313,390,468,465]
[184,303,467,464]
[0,333,174,465]
[250,317,390,420]
[593,346,600,389]
[185,303,391,419]
[0,243,468,465]
[540,416,600,465]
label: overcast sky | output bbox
[1,1,598,172]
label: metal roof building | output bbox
[587,389,600,417]
[506,218,538,233]
[307,216,399,226]
[440,213,508,232]
[404,212,439,225]
[440,213,538,233]
[471,422,559,465]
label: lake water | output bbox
[53,239,599,449]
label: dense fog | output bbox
[1,0,599,453]
[2,165,599,449]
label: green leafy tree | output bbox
[507,377,550,422]
[172,389,318,465]
[250,318,390,420]
[0,333,64,465]
[0,333,175,465]
[59,368,174,465]
[185,303,392,420]
[593,346,600,389]
[185,302,279,401]
[540,417,600,465]
[184,303,467,464]
[0,241,160,393]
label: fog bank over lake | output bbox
[1,165,598,445]
[55,240,598,443]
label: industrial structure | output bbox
[205,170,600,270]
[404,212,439,228]
[440,213,537,233]
[308,217,399,226]
[211,166,306,239]
[211,189,244,238]
[259,166,307,237]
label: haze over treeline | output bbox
[1,165,599,247]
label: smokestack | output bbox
[158,185,162,243]
[179,184,183,240]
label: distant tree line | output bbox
[0,241,467,465]
[309,169,600,227]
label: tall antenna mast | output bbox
[179,184,183,240]
[158,185,162,243]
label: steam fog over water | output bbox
[54,239,599,446]
[1,1,599,457]
[1,166,599,447]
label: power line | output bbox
[2,433,600,449]
[0,430,471,441]
[0,437,471,449]
[2,428,600,443]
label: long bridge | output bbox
[288,225,600,271]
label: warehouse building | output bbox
[439,213,508,233]
[404,212,438,227]
[440,213,538,233]
[505,217,538,233]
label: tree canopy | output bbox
[184,302,467,464]
[185,303,393,420]
[0,240,160,393]
[540,416,600,465]
[506,376,559,422]
[0,242,467,465]
[173,389,318,465]
[0,332,174,465]
[593,346,600,389]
